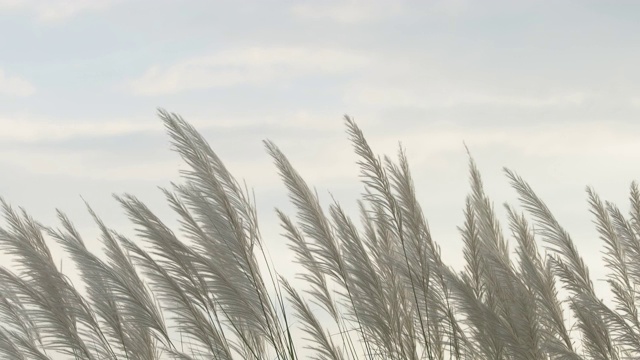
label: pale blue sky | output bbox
[1,0,640,307]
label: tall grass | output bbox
[0,109,637,359]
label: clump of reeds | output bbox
[0,109,638,359]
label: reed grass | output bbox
[0,109,637,359]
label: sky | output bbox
[1,0,640,348]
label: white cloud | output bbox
[345,85,587,109]
[0,115,161,142]
[128,47,370,95]
[337,53,590,109]
[193,110,341,131]
[362,121,640,167]
[0,110,635,197]
[291,0,403,23]
[0,148,181,181]
[219,120,640,190]
[0,110,351,182]
[0,69,35,97]
[0,109,345,143]
[0,0,118,22]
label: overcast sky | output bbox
[1,0,640,308]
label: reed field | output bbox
[0,109,638,360]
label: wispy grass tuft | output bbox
[0,110,637,359]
